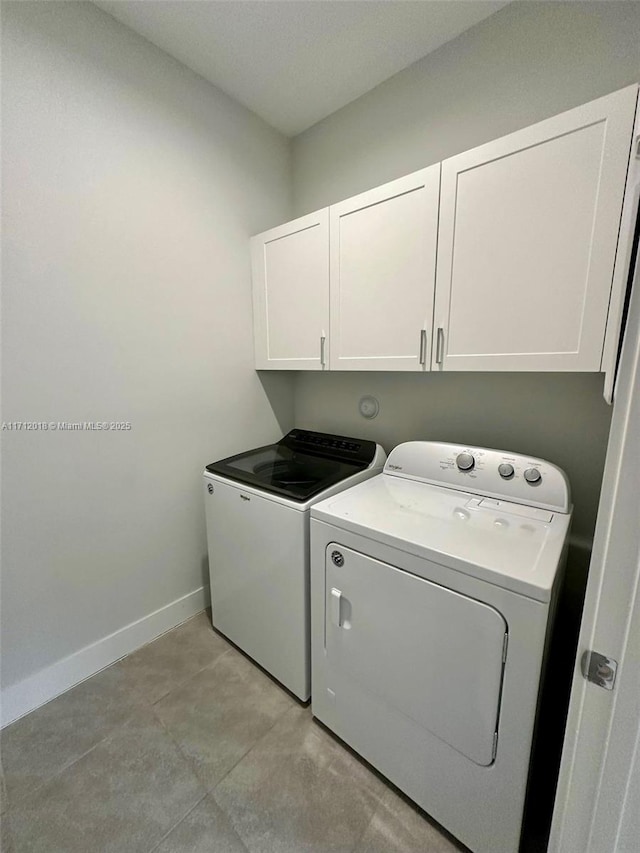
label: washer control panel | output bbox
[384,441,571,513]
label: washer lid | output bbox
[311,474,572,602]
[205,430,378,503]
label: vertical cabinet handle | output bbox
[320,335,326,367]
[436,327,445,365]
[330,588,343,627]
[419,329,427,365]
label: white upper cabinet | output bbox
[329,167,440,371]
[250,86,638,376]
[433,85,638,372]
[251,209,329,370]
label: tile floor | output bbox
[0,612,467,853]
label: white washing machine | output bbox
[310,441,572,853]
[204,429,386,701]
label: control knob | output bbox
[456,452,475,472]
[524,467,542,485]
[498,463,514,479]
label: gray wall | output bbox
[293,1,640,212]
[1,2,293,691]
[291,1,640,547]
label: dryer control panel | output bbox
[384,442,571,513]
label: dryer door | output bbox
[325,544,507,766]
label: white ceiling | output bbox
[94,1,509,136]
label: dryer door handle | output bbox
[330,588,344,627]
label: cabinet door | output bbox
[434,85,638,372]
[329,166,440,371]
[251,209,329,370]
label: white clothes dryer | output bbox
[310,441,572,853]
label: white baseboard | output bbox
[1,585,209,728]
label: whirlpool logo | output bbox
[388,464,403,470]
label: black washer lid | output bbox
[204,429,378,502]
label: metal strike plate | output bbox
[581,650,618,691]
